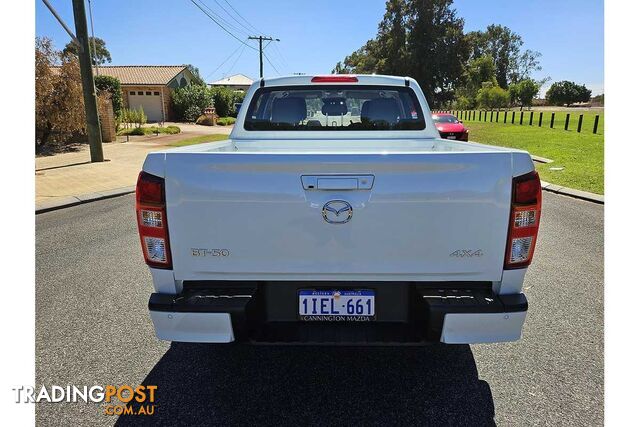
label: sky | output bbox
[35,0,604,95]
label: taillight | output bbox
[136,171,172,269]
[505,171,542,269]
[311,75,358,83]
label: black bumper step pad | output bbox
[148,283,527,344]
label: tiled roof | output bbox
[86,65,188,85]
[210,73,254,86]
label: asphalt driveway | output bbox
[35,191,603,426]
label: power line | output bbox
[261,39,287,73]
[273,44,289,70]
[198,0,248,36]
[204,44,243,80]
[263,51,280,75]
[222,0,263,35]
[189,0,256,50]
[210,0,255,35]
[223,43,246,78]
[263,41,286,72]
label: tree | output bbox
[545,81,592,106]
[509,78,540,110]
[36,37,86,150]
[375,0,408,75]
[466,24,542,87]
[333,39,382,74]
[186,64,206,86]
[62,36,112,65]
[453,55,497,108]
[465,55,497,89]
[333,0,468,107]
[592,93,604,106]
[510,49,543,83]
[466,25,520,88]
[476,82,510,110]
[402,0,469,106]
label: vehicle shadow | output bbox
[116,343,494,426]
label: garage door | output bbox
[128,90,163,122]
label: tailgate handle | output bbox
[301,175,374,190]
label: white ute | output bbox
[136,75,541,345]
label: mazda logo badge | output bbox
[322,200,353,224]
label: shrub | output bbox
[476,83,510,110]
[118,125,180,136]
[216,117,236,126]
[196,115,215,126]
[94,75,123,118]
[35,37,85,151]
[453,95,473,110]
[136,106,147,127]
[119,107,147,128]
[172,84,210,121]
[210,86,233,118]
[210,87,246,118]
[230,91,245,117]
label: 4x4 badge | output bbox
[450,249,483,258]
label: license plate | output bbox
[447,135,457,139]
[298,290,375,321]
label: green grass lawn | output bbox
[458,109,604,134]
[167,134,230,147]
[465,121,603,194]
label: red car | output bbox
[432,113,469,141]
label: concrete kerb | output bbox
[540,180,604,204]
[35,186,136,214]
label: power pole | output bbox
[71,0,104,162]
[248,36,279,78]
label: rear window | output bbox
[244,85,425,131]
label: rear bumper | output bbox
[148,282,527,345]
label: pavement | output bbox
[35,191,603,426]
[35,123,231,212]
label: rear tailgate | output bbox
[163,151,515,282]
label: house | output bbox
[209,73,253,91]
[95,65,197,122]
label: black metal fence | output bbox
[432,110,602,134]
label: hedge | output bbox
[172,85,246,122]
[95,75,123,117]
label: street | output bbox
[35,191,603,426]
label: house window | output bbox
[138,91,143,95]
[154,91,160,96]
[146,91,151,96]
[129,91,135,95]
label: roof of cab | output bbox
[258,74,413,87]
